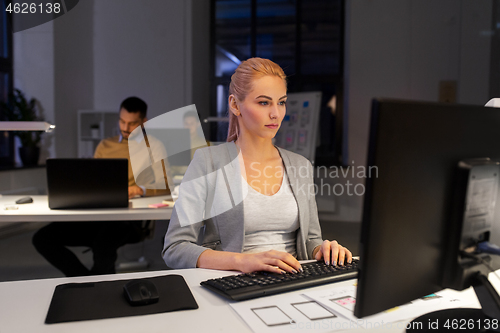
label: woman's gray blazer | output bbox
[162,141,324,269]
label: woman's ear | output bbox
[228,94,240,116]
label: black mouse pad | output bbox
[45,274,198,324]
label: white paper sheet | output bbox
[303,286,477,329]
[230,293,359,333]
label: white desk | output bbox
[0,268,487,333]
[0,195,173,222]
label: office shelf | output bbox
[77,110,120,158]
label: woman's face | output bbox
[235,75,287,140]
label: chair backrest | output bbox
[140,220,156,241]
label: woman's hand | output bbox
[236,250,303,274]
[313,240,352,266]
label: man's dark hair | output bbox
[120,97,147,119]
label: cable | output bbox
[476,241,500,283]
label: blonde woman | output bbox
[162,57,352,274]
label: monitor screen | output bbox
[354,99,500,318]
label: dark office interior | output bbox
[1,0,499,285]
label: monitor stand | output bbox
[407,273,500,333]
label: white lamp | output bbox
[0,121,55,132]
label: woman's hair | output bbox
[226,57,287,142]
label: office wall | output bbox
[28,0,209,159]
[93,0,187,118]
[345,0,492,168]
[13,21,55,164]
[53,0,94,158]
[331,0,494,222]
[459,0,494,104]
[53,0,196,157]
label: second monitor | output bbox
[355,99,500,318]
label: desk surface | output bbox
[0,195,172,222]
[0,267,485,333]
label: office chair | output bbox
[80,220,156,272]
[116,220,156,272]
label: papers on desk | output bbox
[128,196,173,209]
[230,294,358,333]
[303,286,477,329]
[230,285,476,332]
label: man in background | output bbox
[32,97,169,276]
[183,110,210,161]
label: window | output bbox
[0,0,13,167]
[210,0,345,166]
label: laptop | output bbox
[46,158,129,209]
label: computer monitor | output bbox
[354,99,500,321]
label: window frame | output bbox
[0,0,14,167]
[209,0,345,166]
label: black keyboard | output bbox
[200,259,359,301]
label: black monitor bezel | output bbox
[354,98,500,318]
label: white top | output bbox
[242,174,300,256]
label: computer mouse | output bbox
[123,279,159,306]
[15,196,33,204]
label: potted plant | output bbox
[0,89,43,166]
